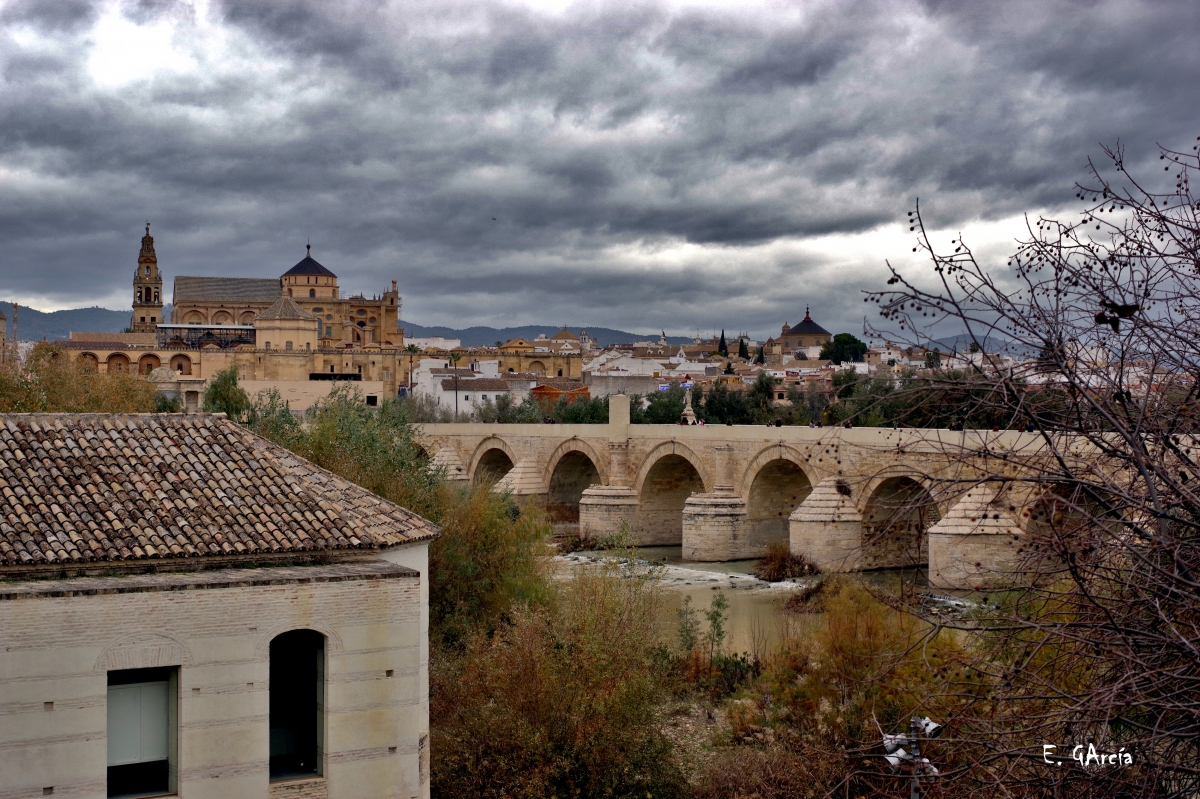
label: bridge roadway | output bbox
[417,397,1053,589]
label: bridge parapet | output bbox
[415,418,1057,587]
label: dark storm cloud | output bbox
[1,0,1198,336]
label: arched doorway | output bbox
[183,311,205,324]
[746,459,812,550]
[269,629,324,780]
[212,311,233,325]
[77,352,99,371]
[106,353,131,374]
[474,448,514,488]
[638,454,704,545]
[547,451,601,529]
[169,354,192,375]
[138,354,161,375]
[527,361,546,375]
[861,476,940,569]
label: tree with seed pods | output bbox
[861,135,1200,798]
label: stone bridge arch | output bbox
[858,468,942,569]
[738,444,817,551]
[633,441,710,546]
[469,436,519,488]
[544,439,608,526]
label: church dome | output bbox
[282,245,337,279]
[256,295,318,321]
[785,308,830,337]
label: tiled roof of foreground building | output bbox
[0,413,439,567]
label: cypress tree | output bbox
[718,329,728,357]
[738,338,749,360]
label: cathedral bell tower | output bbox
[131,222,163,334]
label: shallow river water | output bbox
[556,546,936,655]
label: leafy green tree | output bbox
[737,338,750,360]
[704,592,729,663]
[924,348,942,369]
[831,367,860,400]
[201,366,250,420]
[722,361,735,375]
[819,332,868,364]
[698,382,754,424]
[245,388,301,445]
[717,329,728,357]
[753,345,765,364]
[630,383,686,423]
[747,371,778,421]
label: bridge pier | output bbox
[789,477,864,572]
[418,419,1040,582]
[431,447,468,483]
[579,430,639,543]
[927,485,1021,589]
[683,445,753,561]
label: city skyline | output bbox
[2,0,1197,339]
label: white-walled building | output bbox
[405,336,462,351]
[0,413,438,799]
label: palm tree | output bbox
[405,343,419,393]
[448,351,463,419]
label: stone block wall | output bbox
[0,561,428,799]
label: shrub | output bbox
[429,486,551,648]
[0,342,157,413]
[698,581,963,797]
[782,575,840,614]
[431,552,687,798]
[753,541,819,582]
[201,366,250,420]
[283,385,441,517]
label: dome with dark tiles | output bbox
[282,245,337,278]
[785,307,831,337]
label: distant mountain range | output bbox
[931,334,1036,357]
[400,321,694,347]
[0,303,693,348]
[0,302,144,342]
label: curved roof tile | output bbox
[0,413,438,569]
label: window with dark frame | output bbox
[107,666,176,798]
[269,630,325,781]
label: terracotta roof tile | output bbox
[0,413,438,568]
[256,295,318,321]
[440,378,513,391]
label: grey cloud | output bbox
[1,0,1198,338]
[1,0,96,33]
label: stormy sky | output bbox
[2,0,1197,339]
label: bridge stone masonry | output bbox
[417,396,1056,589]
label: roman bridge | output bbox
[417,397,1056,588]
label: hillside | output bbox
[0,302,139,342]
[0,302,694,347]
[400,321,693,347]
